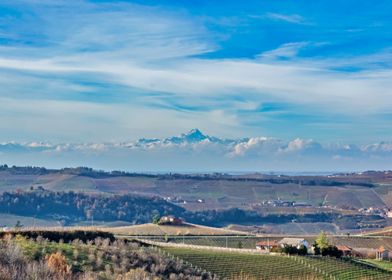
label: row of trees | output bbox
[0,164,376,187]
[313,231,343,258]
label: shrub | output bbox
[321,246,343,258]
[116,268,158,280]
[46,252,71,275]
[281,245,307,255]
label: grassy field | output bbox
[163,247,392,280]
[363,259,392,272]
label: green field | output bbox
[162,247,392,280]
[363,259,392,272]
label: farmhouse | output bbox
[158,215,183,225]
[256,240,278,251]
[278,238,309,249]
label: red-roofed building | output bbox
[336,245,352,256]
[256,240,278,251]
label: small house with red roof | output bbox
[256,240,278,251]
[336,245,352,257]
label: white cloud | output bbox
[230,137,281,157]
[1,131,392,172]
[264,13,307,24]
[0,0,392,145]
[258,42,310,59]
[362,142,392,153]
[279,138,316,153]
[2,45,392,117]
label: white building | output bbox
[278,238,309,249]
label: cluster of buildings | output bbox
[255,237,390,260]
[158,215,184,225]
[358,207,392,218]
[258,199,312,207]
[164,196,205,205]
[256,238,309,251]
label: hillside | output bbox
[0,231,212,279]
[0,166,392,233]
[0,189,385,232]
[0,166,391,212]
[163,247,392,280]
[106,222,246,236]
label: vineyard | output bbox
[153,235,270,249]
[162,247,392,280]
[139,235,392,251]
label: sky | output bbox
[0,0,392,171]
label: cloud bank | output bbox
[1,129,391,172]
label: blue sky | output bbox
[0,0,392,171]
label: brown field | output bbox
[364,226,392,236]
[104,222,247,236]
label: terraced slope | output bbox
[163,247,392,280]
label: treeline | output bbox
[0,165,376,187]
[0,165,155,178]
[0,190,185,225]
[0,190,374,228]
[0,230,115,243]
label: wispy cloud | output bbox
[0,0,392,146]
[257,42,310,59]
[264,13,307,24]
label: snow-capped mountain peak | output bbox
[162,128,221,144]
[179,128,208,142]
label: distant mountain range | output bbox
[135,129,242,147]
[0,129,391,172]
[1,128,391,154]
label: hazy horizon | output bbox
[1,128,391,172]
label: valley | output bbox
[1,166,392,234]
